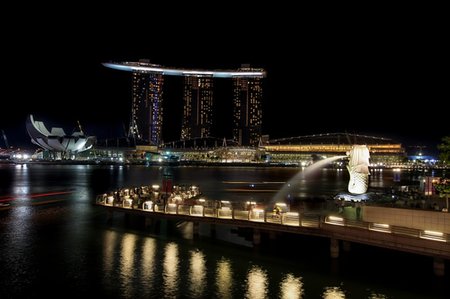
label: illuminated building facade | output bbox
[181,76,213,140]
[233,65,264,146]
[104,61,266,147]
[129,64,164,145]
[265,133,406,165]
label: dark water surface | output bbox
[0,164,448,298]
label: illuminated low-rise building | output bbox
[264,133,406,165]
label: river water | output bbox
[0,164,448,298]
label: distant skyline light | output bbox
[103,62,266,78]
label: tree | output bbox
[437,136,450,165]
[434,178,449,212]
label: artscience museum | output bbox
[26,114,96,159]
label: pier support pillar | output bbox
[193,222,200,239]
[124,213,130,226]
[269,230,277,241]
[107,210,113,225]
[144,217,153,229]
[342,241,351,252]
[210,224,216,238]
[433,257,445,277]
[330,238,339,258]
[253,228,261,246]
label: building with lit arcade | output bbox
[103,61,266,146]
[264,133,406,165]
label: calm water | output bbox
[0,164,448,298]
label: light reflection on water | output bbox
[280,273,304,299]
[141,238,157,290]
[163,242,179,298]
[245,265,268,299]
[0,164,446,299]
[189,250,206,298]
[322,286,346,298]
[103,230,117,275]
[120,233,137,297]
[216,257,233,299]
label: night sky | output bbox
[1,7,447,155]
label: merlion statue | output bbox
[347,145,370,194]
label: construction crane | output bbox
[1,129,9,148]
[76,120,84,135]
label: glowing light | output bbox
[423,230,443,237]
[104,62,266,78]
[141,238,156,289]
[325,215,345,226]
[369,223,391,233]
[323,286,346,298]
[285,212,299,217]
[189,250,206,297]
[420,230,446,242]
[245,265,268,299]
[216,258,233,299]
[120,234,137,297]
[163,243,179,298]
[279,273,304,299]
[328,216,344,222]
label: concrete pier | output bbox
[433,257,445,276]
[193,222,200,238]
[253,228,261,246]
[343,241,351,252]
[330,238,339,258]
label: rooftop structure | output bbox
[103,62,266,78]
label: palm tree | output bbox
[437,136,450,165]
[434,178,449,212]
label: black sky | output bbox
[0,7,447,154]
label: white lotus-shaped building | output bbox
[26,114,95,154]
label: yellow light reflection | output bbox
[103,230,117,274]
[189,250,206,297]
[246,265,268,299]
[368,292,388,299]
[216,258,233,299]
[141,238,156,288]
[323,286,346,298]
[120,233,137,297]
[163,242,179,298]
[280,273,304,299]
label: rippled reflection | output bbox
[13,164,30,200]
[323,286,346,298]
[280,273,303,299]
[368,292,388,299]
[163,242,179,298]
[245,265,268,299]
[141,238,156,289]
[216,257,233,299]
[103,230,118,275]
[120,233,137,297]
[189,250,206,298]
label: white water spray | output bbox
[270,155,347,206]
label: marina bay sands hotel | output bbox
[103,61,266,146]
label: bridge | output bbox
[95,196,450,276]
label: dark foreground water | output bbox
[0,164,448,298]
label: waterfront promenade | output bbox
[96,192,450,276]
